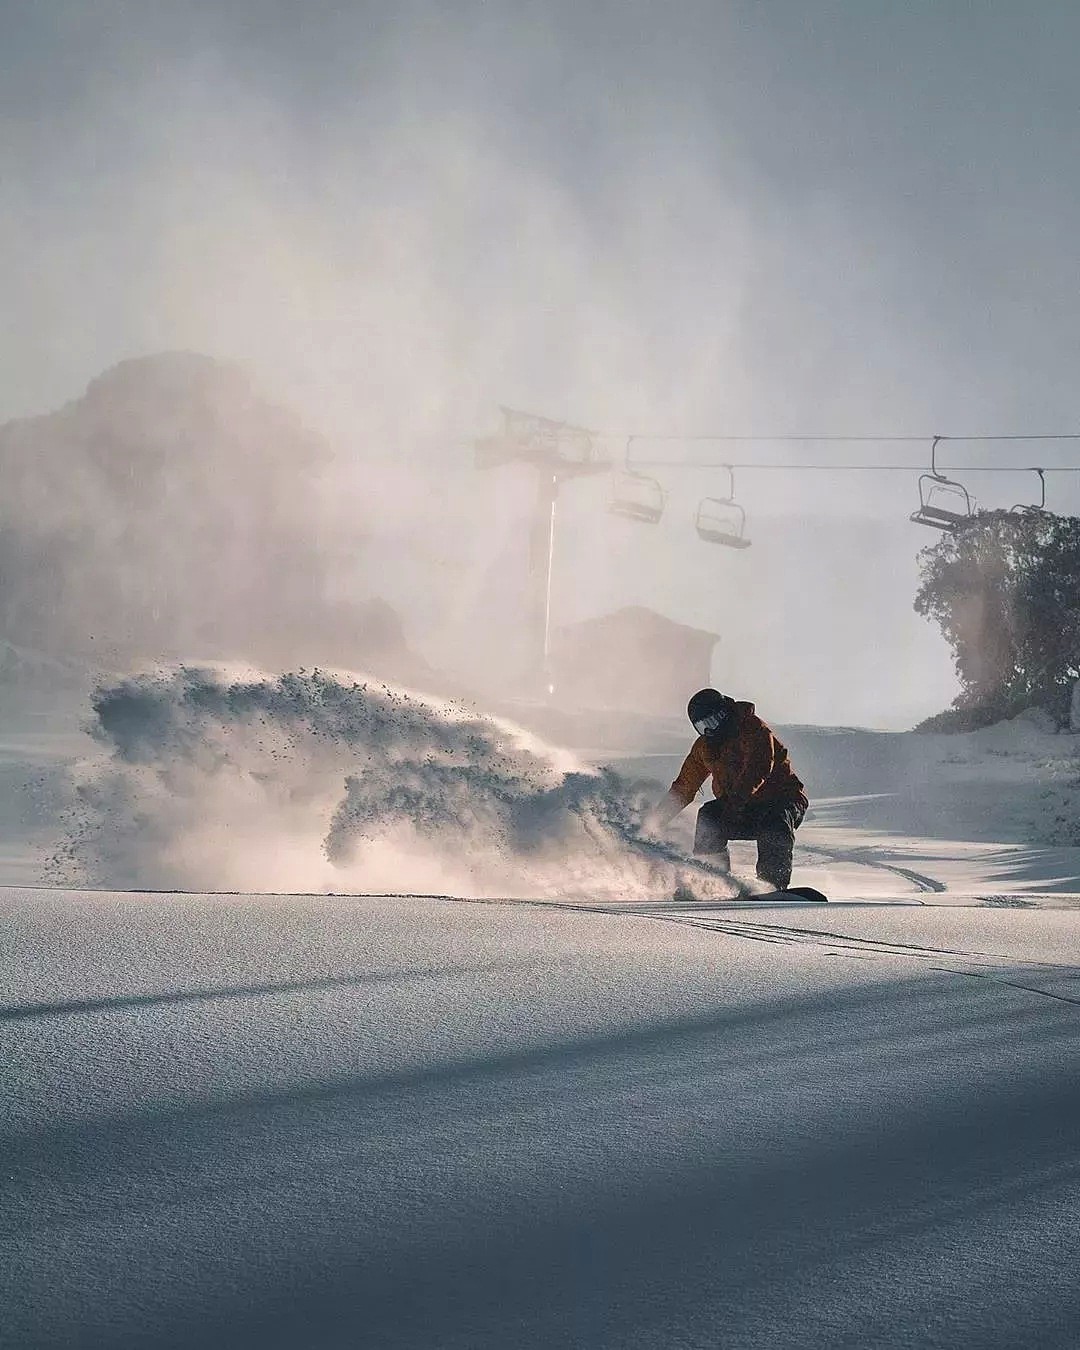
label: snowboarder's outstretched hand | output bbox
[644,789,684,833]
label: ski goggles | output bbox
[693,709,731,737]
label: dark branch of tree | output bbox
[914,509,1080,730]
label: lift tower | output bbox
[475,407,608,695]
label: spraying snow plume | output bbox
[52,667,739,901]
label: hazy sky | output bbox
[3,2,1079,725]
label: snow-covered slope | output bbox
[3,886,1080,1348]
[4,682,1080,1345]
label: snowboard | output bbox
[755,885,828,904]
[671,881,828,904]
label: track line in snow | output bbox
[632,912,1080,1008]
[430,891,1080,1010]
[5,881,1079,1010]
[672,917,1072,970]
[796,841,947,893]
[925,966,1080,1007]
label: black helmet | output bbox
[687,688,736,738]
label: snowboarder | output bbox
[647,688,809,891]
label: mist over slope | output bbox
[52,666,737,901]
[0,352,958,728]
[0,352,431,687]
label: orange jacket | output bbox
[669,702,807,810]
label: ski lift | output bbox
[1010,468,1046,516]
[609,470,666,524]
[609,438,666,523]
[910,436,976,531]
[695,466,752,549]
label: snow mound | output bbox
[52,667,737,900]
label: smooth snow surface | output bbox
[5,693,1080,1346]
[3,887,1080,1349]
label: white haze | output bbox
[3,3,1080,726]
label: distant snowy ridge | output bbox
[53,666,739,900]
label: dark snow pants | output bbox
[693,797,807,891]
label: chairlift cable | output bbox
[623,430,1080,473]
[623,461,1080,472]
[621,432,1080,443]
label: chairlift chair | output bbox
[694,466,751,549]
[1009,468,1046,516]
[909,437,976,531]
[910,474,976,530]
[695,497,752,548]
[609,469,665,524]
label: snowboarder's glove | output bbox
[645,790,685,832]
